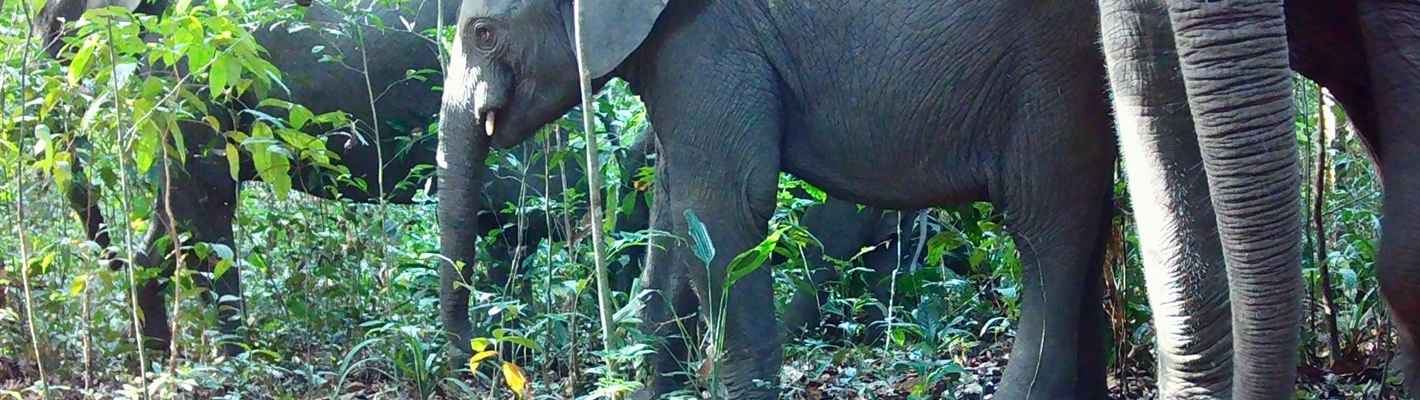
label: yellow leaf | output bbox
[501,361,529,398]
[467,350,497,372]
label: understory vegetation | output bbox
[0,0,1399,398]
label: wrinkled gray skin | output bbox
[438,0,1116,398]
[1100,0,1420,397]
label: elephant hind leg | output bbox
[990,74,1117,400]
[1072,196,1116,399]
[64,155,121,270]
[636,165,702,396]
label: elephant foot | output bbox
[1392,344,1420,397]
[628,387,701,400]
[699,353,781,400]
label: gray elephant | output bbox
[1279,1,1420,396]
[1100,0,1420,397]
[36,0,934,366]
[35,0,462,355]
[436,1,1117,399]
[780,206,932,345]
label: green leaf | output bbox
[500,335,543,352]
[684,209,715,265]
[210,56,230,96]
[289,104,314,130]
[724,228,783,289]
[67,38,96,87]
[248,122,292,199]
[226,143,240,180]
[69,276,87,297]
[925,231,965,266]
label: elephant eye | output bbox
[473,24,495,51]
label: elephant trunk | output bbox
[1167,1,1303,397]
[437,53,493,356]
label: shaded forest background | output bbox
[0,0,1398,398]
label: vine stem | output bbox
[14,5,50,397]
[571,0,619,381]
[1313,85,1342,365]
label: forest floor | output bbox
[0,331,1405,399]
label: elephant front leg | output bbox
[643,103,785,399]
[129,156,244,356]
[1360,1,1420,394]
[663,180,782,399]
[1099,0,1234,397]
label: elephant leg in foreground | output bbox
[1362,1,1420,394]
[635,158,703,396]
[1098,0,1233,396]
[1165,1,1302,397]
[1100,0,1302,397]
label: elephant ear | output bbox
[577,0,668,78]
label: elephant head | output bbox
[437,0,666,355]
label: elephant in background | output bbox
[437,0,1117,398]
[35,0,462,355]
[36,0,939,366]
[780,206,931,345]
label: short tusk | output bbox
[484,111,497,137]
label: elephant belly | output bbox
[780,128,992,210]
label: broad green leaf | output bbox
[684,209,714,265]
[68,38,97,87]
[290,104,314,130]
[210,56,230,96]
[470,337,491,353]
[500,335,542,352]
[724,228,782,289]
[69,276,87,297]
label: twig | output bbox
[14,9,51,397]
[1314,86,1343,366]
[571,0,619,382]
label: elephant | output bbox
[36,0,933,364]
[780,206,932,345]
[435,0,1118,398]
[35,0,461,355]
[1099,0,1418,397]
[1278,1,1420,396]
